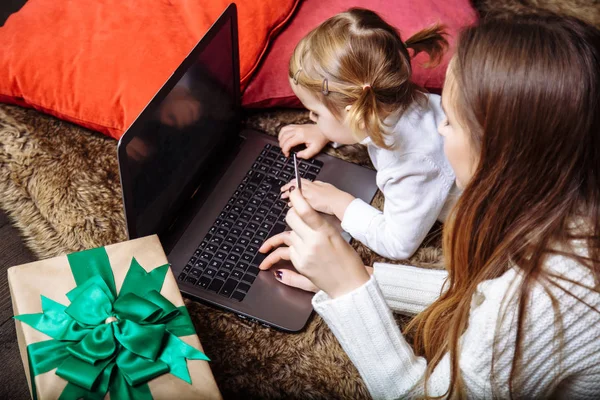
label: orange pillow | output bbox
[0,0,299,139]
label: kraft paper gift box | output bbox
[8,235,222,400]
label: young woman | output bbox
[259,13,600,398]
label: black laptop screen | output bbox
[120,16,239,239]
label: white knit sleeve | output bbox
[313,261,600,399]
[373,263,448,315]
[341,153,453,260]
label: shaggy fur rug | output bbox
[472,0,600,27]
[0,105,441,399]
[1,1,597,398]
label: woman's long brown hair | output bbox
[405,14,600,398]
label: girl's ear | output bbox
[345,104,352,112]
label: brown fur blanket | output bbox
[0,105,441,399]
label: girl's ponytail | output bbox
[405,24,449,68]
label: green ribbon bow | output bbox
[14,247,209,400]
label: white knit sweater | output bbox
[341,93,460,261]
[313,254,600,399]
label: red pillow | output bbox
[242,0,477,108]
[0,0,299,139]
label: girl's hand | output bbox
[258,189,370,299]
[278,124,329,158]
[280,179,355,221]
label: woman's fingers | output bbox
[258,231,292,253]
[258,231,302,271]
[258,247,291,270]
[273,269,319,293]
[288,188,327,231]
[280,179,298,193]
[284,207,314,240]
[281,178,312,198]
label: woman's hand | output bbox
[280,179,355,221]
[258,188,370,299]
[278,124,329,158]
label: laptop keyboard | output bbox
[178,144,323,301]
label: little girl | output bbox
[279,8,459,260]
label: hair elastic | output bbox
[293,68,302,85]
[362,84,371,91]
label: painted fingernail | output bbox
[289,186,295,192]
[275,270,283,280]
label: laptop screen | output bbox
[119,11,239,240]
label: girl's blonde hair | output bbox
[289,8,448,148]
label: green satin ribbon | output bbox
[14,246,209,400]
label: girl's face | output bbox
[289,78,362,145]
[437,67,479,189]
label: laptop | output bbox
[117,4,378,332]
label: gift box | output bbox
[8,235,222,400]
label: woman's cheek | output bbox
[437,124,449,137]
[444,138,461,174]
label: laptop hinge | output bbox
[160,133,245,253]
